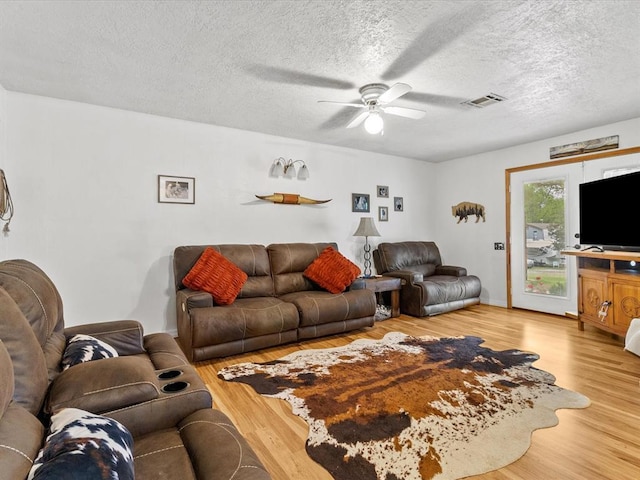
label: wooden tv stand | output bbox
[564,249,640,336]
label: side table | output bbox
[362,276,402,318]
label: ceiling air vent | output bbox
[462,93,506,108]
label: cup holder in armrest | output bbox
[157,369,183,380]
[161,381,189,393]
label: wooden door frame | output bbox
[505,146,640,309]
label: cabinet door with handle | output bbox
[578,271,608,325]
[611,279,640,334]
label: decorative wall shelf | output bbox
[255,193,331,205]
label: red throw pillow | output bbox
[304,246,361,294]
[182,248,248,305]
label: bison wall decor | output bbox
[452,201,486,223]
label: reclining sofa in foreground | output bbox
[174,242,377,362]
[373,241,482,317]
[0,259,270,479]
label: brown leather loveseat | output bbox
[0,259,270,479]
[174,243,377,362]
[373,241,481,316]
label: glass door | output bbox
[507,148,640,316]
[510,164,582,315]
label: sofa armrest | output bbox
[178,409,272,479]
[384,270,424,284]
[143,332,190,370]
[64,320,145,356]
[436,265,468,277]
[106,367,213,438]
[177,288,214,311]
[46,356,159,415]
[0,404,45,480]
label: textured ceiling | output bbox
[0,0,639,162]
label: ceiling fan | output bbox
[318,83,426,134]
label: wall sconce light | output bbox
[270,157,310,180]
[353,217,381,277]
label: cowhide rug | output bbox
[218,332,590,480]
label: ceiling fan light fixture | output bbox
[319,82,422,134]
[364,112,384,135]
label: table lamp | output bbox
[353,217,381,277]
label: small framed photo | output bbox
[158,175,195,204]
[378,206,389,222]
[394,196,404,212]
[352,193,370,213]
[377,185,389,198]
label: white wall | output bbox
[431,117,640,308]
[3,90,638,333]
[3,92,434,333]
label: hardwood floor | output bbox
[195,305,640,480]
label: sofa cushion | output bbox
[374,241,443,273]
[175,245,274,299]
[61,334,118,370]
[189,297,300,348]
[64,320,146,356]
[419,275,482,306]
[28,408,134,480]
[182,247,248,305]
[280,289,376,327]
[268,242,335,295]
[0,260,65,354]
[303,246,361,294]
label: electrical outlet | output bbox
[494,242,505,250]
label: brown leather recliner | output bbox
[0,259,270,479]
[268,243,375,340]
[174,243,376,361]
[373,241,482,317]
[174,244,301,361]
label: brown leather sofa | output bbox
[373,241,482,316]
[174,242,377,361]
[0,259,270,479]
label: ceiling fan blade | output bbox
[381,106,426,119]
[378,83,412,104]
[318,100,365,108]
[346,110,370,129]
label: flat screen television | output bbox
[579,170,640,251]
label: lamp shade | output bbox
[298,164,310,180]
[270,159,285,177]
[353,217,381,237]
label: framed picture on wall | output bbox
[378,206,388,222]
[352,193,370,212]
[158,175,195,204]
[377,185,389,198]
[394,196,404,212]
